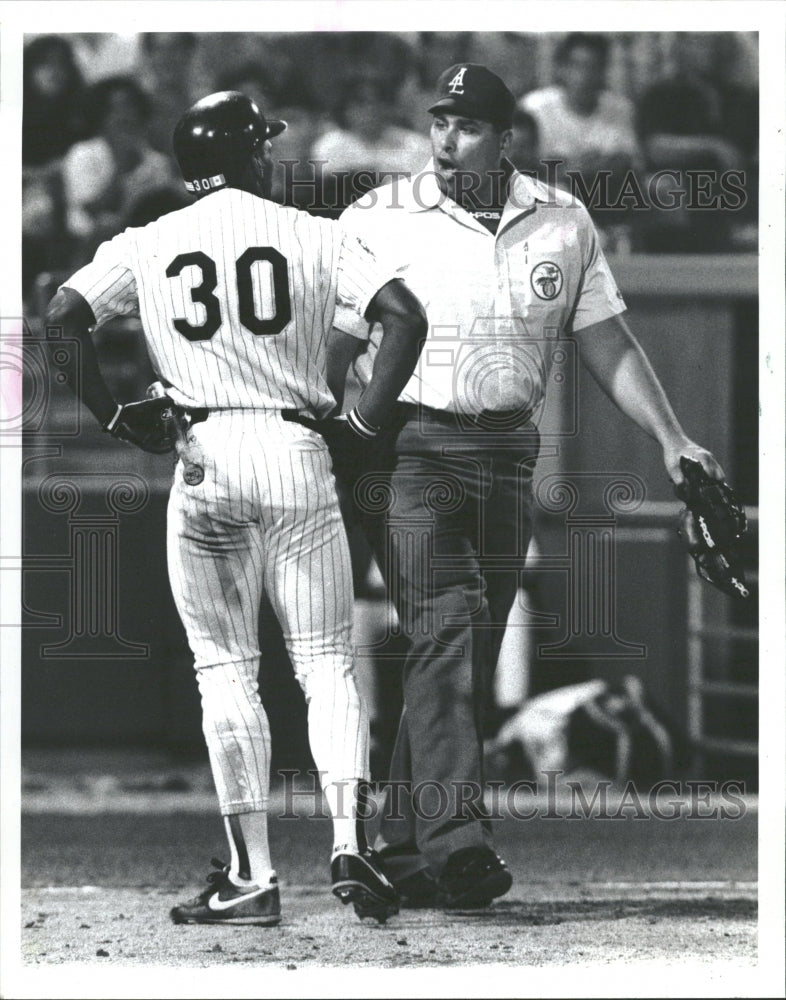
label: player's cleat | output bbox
[170,858,281,926]
[436,847,512,911]
[331,850,400,924]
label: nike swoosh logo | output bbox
[207,885,275,912]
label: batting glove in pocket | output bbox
[103,397,177,454]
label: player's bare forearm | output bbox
[45,287,117,427]
[357,279,427,428]
[325,329,364,412]
[576,313,724,483]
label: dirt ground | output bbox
[5,751,782,999]
[20,880,757,968]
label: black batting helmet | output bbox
[172,90,287,194]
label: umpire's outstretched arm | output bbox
[575,312,725,485]
[327,279,427,428]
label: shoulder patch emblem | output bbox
[531,261,563,301]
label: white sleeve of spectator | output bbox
[616,121,640,159]
[606,95,640,159]
[60,230,139,327]
[62,140,112,237]
[570,207,627,333]
[519,91,536,112]
[518,89,546,119]
[334,229,397,340]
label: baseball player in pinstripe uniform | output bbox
[45,91,427,926]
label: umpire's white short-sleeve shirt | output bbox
[336,163,627,416]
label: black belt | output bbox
[182,406,209,425]
[396,402,534,431]
[156,378,210,425]
[182,405,533,432]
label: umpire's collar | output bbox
[405,159,552,229]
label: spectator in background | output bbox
[62,76,177,255]
[637,32,758,251]
[508,107,541,179]
[215,61,277,113]
[213,62,320,209]
[520,34,639,175]
[23,164,70,302]
[310,73,430,213]
[139,33,200,156]
[469,32,536,105]
[520,33,639,246]
[69,33,140,84]
[23,35,87,167]
[396,33,474,134]
[638,33,756,175]
[23,35,88,300]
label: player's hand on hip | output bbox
[281,409,385,480]
[663,436,725,486]
[103,396,177,455]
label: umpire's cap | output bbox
[173,91,287,194]
[428,64,515,130]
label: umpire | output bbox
[328,63,724,909]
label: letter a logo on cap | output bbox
[448,67,467,94]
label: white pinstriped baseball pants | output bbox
[166,410,368,815]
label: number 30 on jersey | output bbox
[166,247,292,341]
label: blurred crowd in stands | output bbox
[23,31,759,309]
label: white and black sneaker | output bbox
[331,849,400,923]
[170,858,281,926]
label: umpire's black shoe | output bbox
[170,858,281,926]
[331,850,400,924]
[396,867,438,909]
[436,847,512,910]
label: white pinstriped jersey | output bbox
[63,188,391,414]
